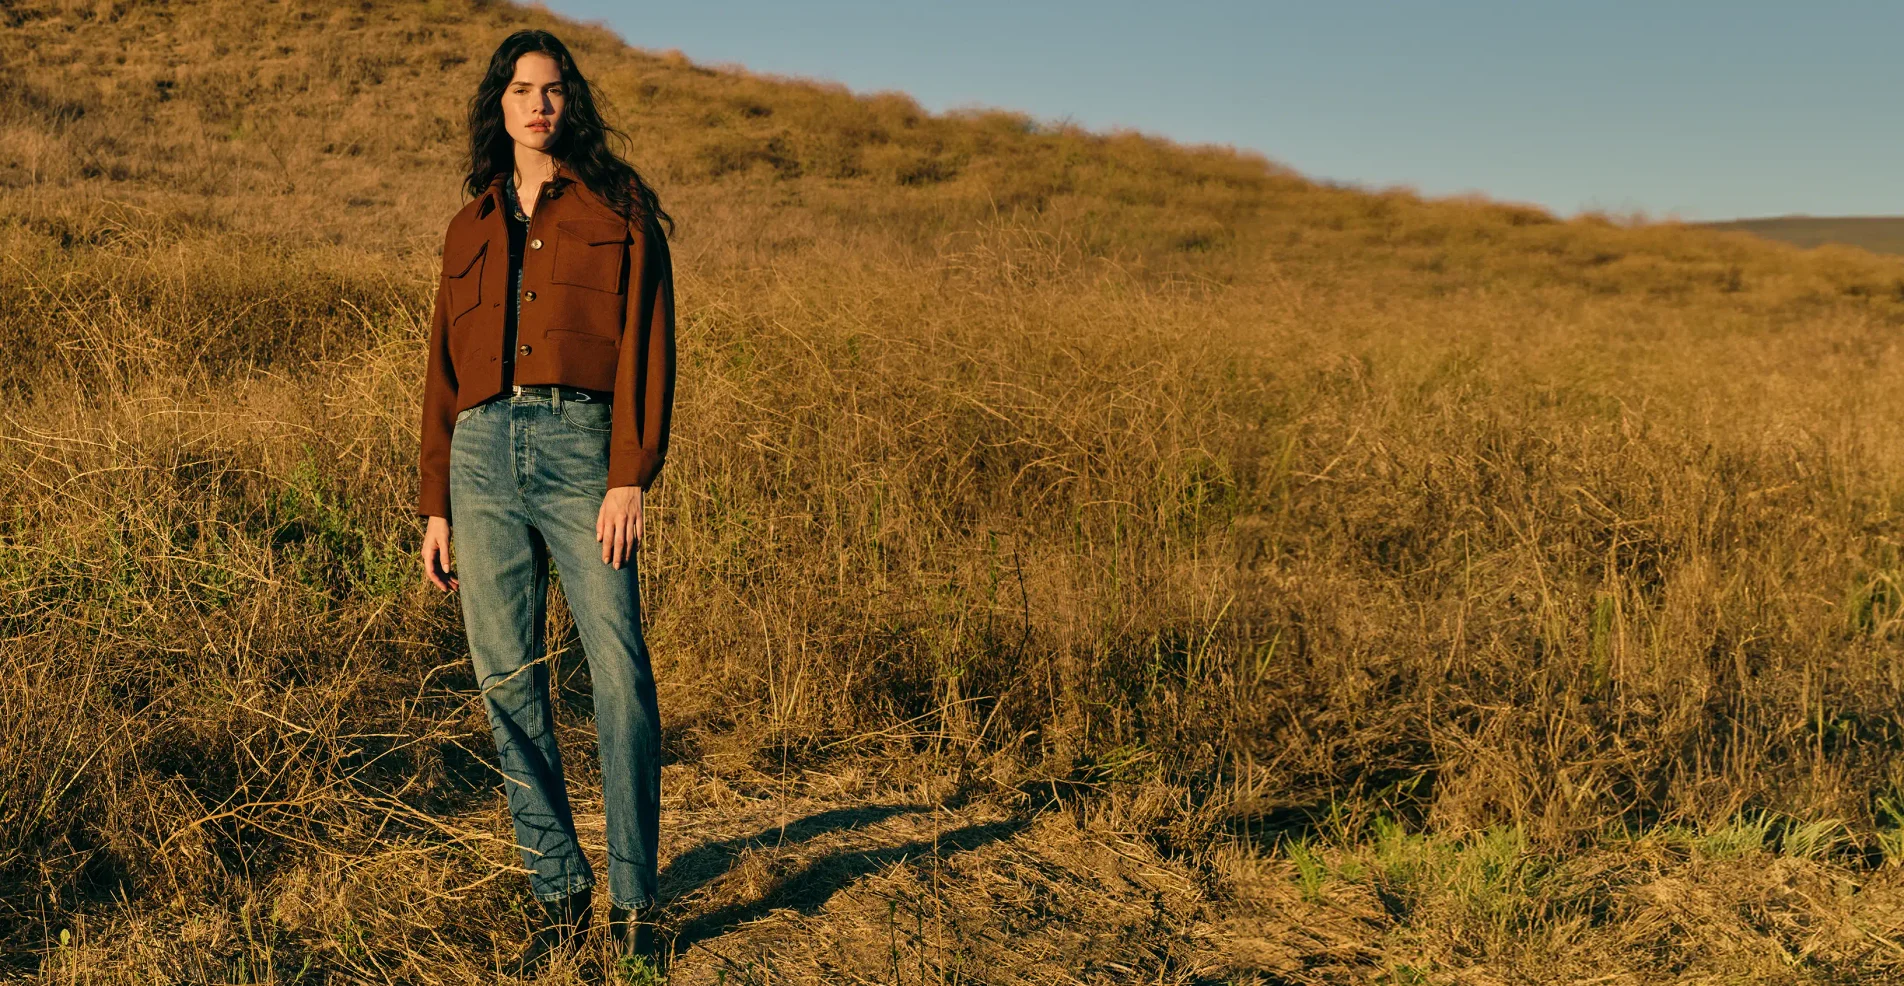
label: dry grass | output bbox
[13,0,1904,982]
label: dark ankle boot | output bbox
[511,889,593,977]
[607,902,662,969]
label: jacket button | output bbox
[530,238,543,250]
[521,289,536,301]
[518,344,531,356]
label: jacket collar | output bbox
[475,161,579,219]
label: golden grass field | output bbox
[15,0,1904,982]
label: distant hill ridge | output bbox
[1703,215,1904,255]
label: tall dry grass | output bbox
[13,0,1904,981]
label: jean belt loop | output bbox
[552,385,562,413]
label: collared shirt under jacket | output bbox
[417,163,676,520]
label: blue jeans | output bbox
[449,389,660,909]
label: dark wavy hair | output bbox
[463,30,671,232]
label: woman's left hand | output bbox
[596,485,643,568]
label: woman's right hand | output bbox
[422,516,458,592]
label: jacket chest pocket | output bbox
[551,219,628,295]
[446,241,486,323]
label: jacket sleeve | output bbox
[607,213,677,490]
[417,238,459,519]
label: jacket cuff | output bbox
[607,451,663,491]
[418,481,452,521]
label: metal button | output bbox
[530,238,544,250]
[521,289,536,301]
[518,344,531,356]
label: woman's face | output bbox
[501,52,565,152]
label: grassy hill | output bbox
[1706,215,1904,255]
[13,1,1904,982]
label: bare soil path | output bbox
[529,762,1273,985]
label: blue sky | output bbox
[544,1,1904,221]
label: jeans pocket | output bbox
[561,400,613,434]
[455,404,479,424]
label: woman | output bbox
[416,29,675,974]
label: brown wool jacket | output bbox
[417,163,676,520]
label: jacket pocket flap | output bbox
[557,219,628,246]
[446,240,487,278]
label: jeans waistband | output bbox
[508,384,611,404]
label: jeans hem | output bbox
[531,877,595,903]
[610,892,657,910]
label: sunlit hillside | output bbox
[11,1,1904,982]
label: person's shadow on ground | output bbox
[656,804,1030,958]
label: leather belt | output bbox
[510,384,610,403]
